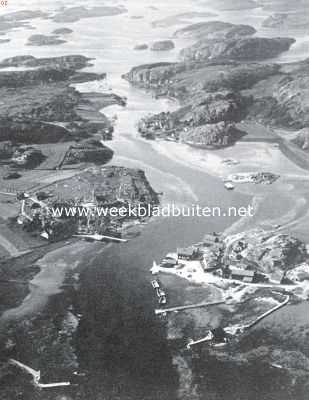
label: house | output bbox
[161,254,178,268]
[270,270,285,284]
[230,268,256,283]
[177,246,198,261]
[210,327,229,344]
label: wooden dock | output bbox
[155,300,225,315]
[9,359,70,388]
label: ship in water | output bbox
[150,277,167,305]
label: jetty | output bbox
[73,234,128,243]
[187,295,290,349]
[9,359,71,388]
[155,300,225,315]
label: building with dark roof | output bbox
[177,246,199,260]
[230,268,256,283]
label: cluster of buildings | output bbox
[158,232,287,285]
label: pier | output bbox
[73,234,128,243]
[186,295,290,349]
[9,359,71,388]
[155,300,225,315]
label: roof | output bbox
[177,247,196,257]
[231,268,255,277]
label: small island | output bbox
[150,40,175,51]
[26,34,66,46]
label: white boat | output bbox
[157,288,166,297]
[150,260,160,275]
[151,280,160,289]
[224,182,235,190]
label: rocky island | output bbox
[150,40,175,51]
[52,27,73,35]
[134,43,148,51]
[26,34,66,46]
[124,20,309,157]
[51,6,127,23]
[0,10,48,33]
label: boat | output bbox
[157,288,166,297]
[150,260,160,275]
[224,182,235,190]
[151,280,160,289]
[159,295,167,305]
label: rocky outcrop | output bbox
[181,92,247,124]
[52,6,127,23]
[63,139,113,165]
[125,61,280,96]
[134,44,148,51]
[262,12,309,29]
[0,10,48,33]
[229,229,308,275]
[246,61,309,129]
[180,122,244,147]
[0,10,48,22]
[138,91,247,143]
[122,62,178,88]
[292,129,309,151]
[150,40,175,51]
[174,21,256,39]
[52,27,73,35]
[181,37,295,62]
[26,34,66,46]
[0,54,93,69]
[0,55,120,144]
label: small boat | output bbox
[157,288,166,297]
[159,295,167,305]
[224,182,235,190]
[151,280,160,289]
[150,261,160,275]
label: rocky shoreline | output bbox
[123,20,309,157]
